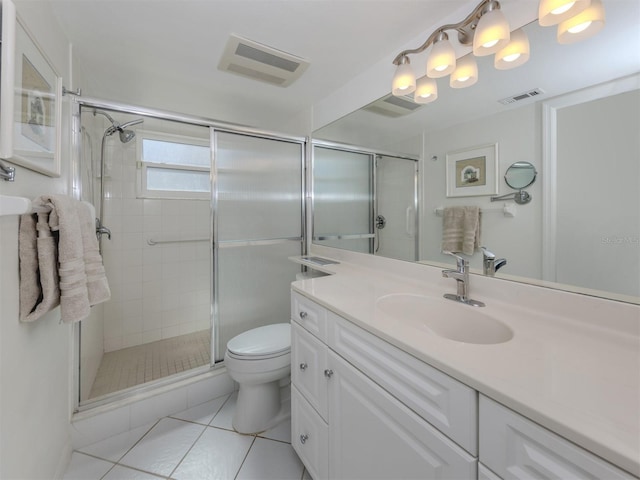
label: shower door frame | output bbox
[310,139,419,259]
[70,96,307,411]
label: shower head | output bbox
[94,109,144,143]
[117,118,144,143]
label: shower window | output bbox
[138,132,211,199]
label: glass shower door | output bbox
[214,131,303,361]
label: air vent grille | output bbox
[218,35,309,87]
[363,94,423,117]
[499,88,545,105]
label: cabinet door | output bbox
[292,322,329,420]
[292,386,329,480]
[480,395,634,479]
[328,351,477,480]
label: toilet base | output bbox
[232,380,288,434]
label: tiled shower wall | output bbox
[101,139,210,352]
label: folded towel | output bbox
[18,213,60,322]
[18,195,110,323]
[441,206,481,256]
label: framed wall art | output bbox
[446,143,498,197]
[0,0,62,177]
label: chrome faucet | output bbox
[441,251,485,307]
[481,247,507,277]
[95,218,111,241]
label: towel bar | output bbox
[434,204,515,218]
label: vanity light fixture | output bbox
[414,76,438,103]
[557,0,605,43]
[450,54,478,88]
[426,32,456,78]
[391,55,416,95]
[472,1,511,56]
[494,28,530,70]
[391,0,605,104]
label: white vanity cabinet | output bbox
[479,396,635,480]
[291,291,477,479]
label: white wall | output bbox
[0,2,74,477]
[421,103,542,277]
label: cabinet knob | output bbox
[299,362,308,371]
[300,434,309,444]
[324,369,334,378]
[299,311,308,319]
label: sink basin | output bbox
[375,293,513,345]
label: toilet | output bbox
[224,323,291,434]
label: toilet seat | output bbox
[226,323,290,358]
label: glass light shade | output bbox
[557,0,605,44]
[391,61,416,96]
[473,8,511,56]
[450,54,478,88]
[426,38,456,78]
[538,0,590,26]
[414,76,438,104]
[494,28,530,70]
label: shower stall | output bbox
[312,141,418,262]
[74,99,304,408]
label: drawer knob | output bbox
[324,369,334,378]
[300,434,309,444]
[299,311,308,319]
[299,362,308,371]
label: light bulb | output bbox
[392,57,416,96]
[414,76,438,104]
[557,0,605,44]
[495,28,530,70]
[450,54,478,88]
[473,5,511,56]
[427,32,456,78]
[539,0,590,26]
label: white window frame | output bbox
[136,130,211,200]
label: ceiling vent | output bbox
[498,88,545,105]
[218,35,310,87]
[362,94,423,118]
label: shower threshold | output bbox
[88,330,211,400]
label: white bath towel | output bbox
[441,206,481,256]
[19,195,110,323]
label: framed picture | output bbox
[446,143,498,197]
[0,0,62,177]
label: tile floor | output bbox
[89,330,211,399]
[65,392,309,480]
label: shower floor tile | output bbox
[89,330,211,399]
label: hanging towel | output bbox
[19,195,110,323]
[441,206,481,256]
[18,212,60,322]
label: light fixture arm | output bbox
[392,0,498,65]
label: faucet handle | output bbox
[442,251,468,269]
[481,246,495,259]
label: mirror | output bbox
[504,162,536,190]
[312,1,640,303]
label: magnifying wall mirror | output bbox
[504,162,537,190]
[491,161,537,204]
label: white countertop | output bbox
[291,256,640,477]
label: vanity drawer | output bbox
[291,321,329,420]
[292,386,329,480]
[479,395,635,479]
[291,291,327,341]
[329,314,478,455]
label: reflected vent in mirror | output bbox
[218,34,310,87]
[363,94,423,118]
[498,88,545,105]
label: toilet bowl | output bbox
[224,323,291,434]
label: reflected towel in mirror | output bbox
[441,206,481,256]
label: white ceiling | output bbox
[47,0,476,128]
